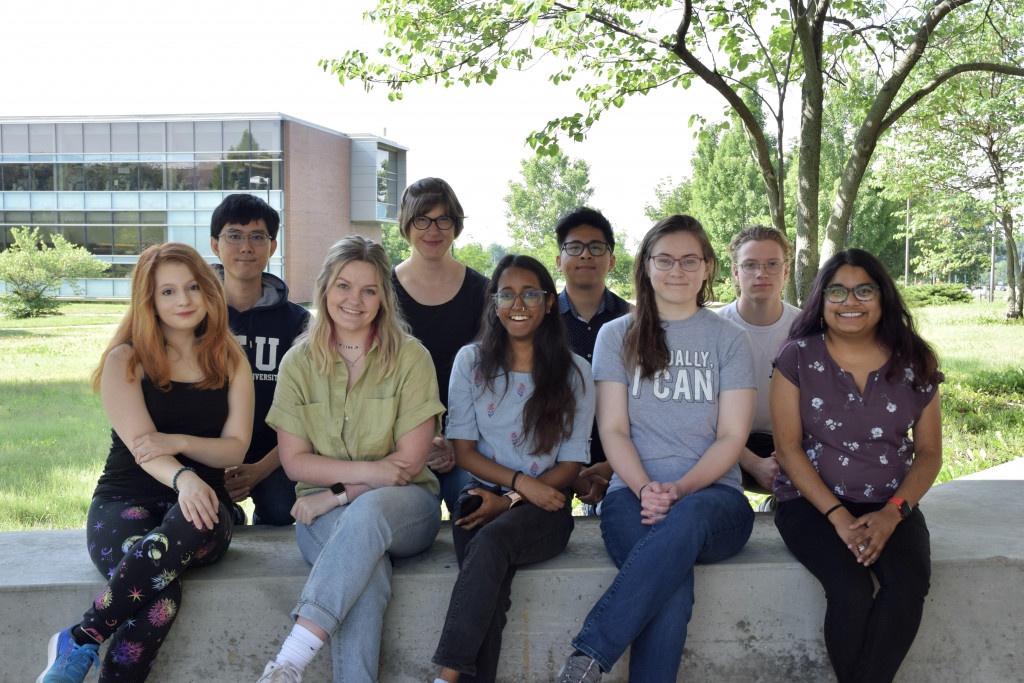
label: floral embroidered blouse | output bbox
[772,334,942,504]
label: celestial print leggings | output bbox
[82,494,232,682]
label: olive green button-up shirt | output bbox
[266,336,443,498]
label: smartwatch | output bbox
[888,496,911,520]
[503,491,523,509]
[330,482,349,507]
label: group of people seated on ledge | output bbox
[38,179,943,683]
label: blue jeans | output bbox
[250,464,297,526]
[571,484,754,682]
[293,485,440,683]
[436,466,473,516]
[433,485,574,681]
[775,496,930,683]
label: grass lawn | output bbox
[1,300,1021,531]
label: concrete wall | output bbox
[4,460,1022,682]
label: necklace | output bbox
[337,341,365,350]
[338,347,365,368]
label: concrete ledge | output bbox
[3,459,1022,682]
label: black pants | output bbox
[82,495,232,682]
[432,484,574,682]
[775,496,930,683]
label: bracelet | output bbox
[638,483,651,499]
[510,471,522,492]
[172,466,196,494]
[824,503,844,519]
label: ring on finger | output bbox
[857,544,867,553]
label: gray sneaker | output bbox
[757,494,776,512]
[256,660,302,683]
[558,653,602,683]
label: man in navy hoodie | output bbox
[210,194,310,525]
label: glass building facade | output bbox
[0,114,405,300]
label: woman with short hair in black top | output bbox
[391,177,489,514]
[37,243,253,683]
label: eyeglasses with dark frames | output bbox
[823,284,880,304]
[561,241,612,257]
[492,290,548,309]
[649,254,705,272]
[411,215,456,231]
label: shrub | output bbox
[0,227,109,318]
[899,284,973,307]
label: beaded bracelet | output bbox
[172,466,196,494]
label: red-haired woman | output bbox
[38,243,253,683]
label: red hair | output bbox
[92,243,243,392]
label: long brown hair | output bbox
[624,215,719,380]
[92,243,243,392]
[298,235,409,378]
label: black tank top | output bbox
[94,377,231,504]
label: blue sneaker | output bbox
[37,627,99,683]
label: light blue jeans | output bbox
[571,484,754,682]
[293,484,441,682]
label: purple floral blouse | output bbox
[772,334,942,504]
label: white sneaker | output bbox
[256,660,303,683]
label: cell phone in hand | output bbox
[458,494,483,518]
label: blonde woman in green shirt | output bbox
[257,236,445,683]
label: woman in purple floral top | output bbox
[770,249,942,683]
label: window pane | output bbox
[1,124,29,154]
[32,211,58,226]
[112,163,139,191]
[85,164,112,191]
[5,211,32,226]
[249,120,280,152]
[114,225,140,255]
[29,124,56,154]
[197,161,223,190]
[111,123,138,154]
[113,211,139,224]
[60,211,86,225]
[140,211,165,224]
[86,226,114,254]
[106,263,134,278]
[31,164,55,191]
[195,122,222,153]
[169,162,195,191]
[224,121,249,156]
[57,124,84,154]
[138,122,165,154]
[140,225,165,250]
[139,162,166,191]
[1,164,31,191]
[84,123,111,154]
[223,161,249,190]
[57,163,84,191]
[168,122,194,153]
[62,225,86,247]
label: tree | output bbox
[454,241,496,276]
[326,0,1024,302]
[503,150,594,274]
[0,227,110,318]
[381,222,411,266]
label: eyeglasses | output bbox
[561,241,612,257]
[649,255,705,272]
[219,231,271,246]
[823,284,881,304]
[411,215,455,231]
[738,260,785,275]
[492,290,548,309]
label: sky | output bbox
[3,0,733,248]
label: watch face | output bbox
[900,501,912,518]
[330,482,345,495]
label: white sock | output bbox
[433,679,448,683]
[276,623,324,671]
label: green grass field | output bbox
[1,300,1021,531]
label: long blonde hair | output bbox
[92,242,244,392]
[299,235,409,378]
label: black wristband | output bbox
[824,503,844,519]
[172,466,196,494]
[510,471,522,491]
[638,483,651,499]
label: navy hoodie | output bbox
[215,266,311,465]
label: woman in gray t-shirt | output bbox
[558,215,756,683]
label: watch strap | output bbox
[888,496,909,520]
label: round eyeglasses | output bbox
[738,260,785,275]
[218,231,270,245]
[561,241,612,257]
[412,215,455,231]
[823,284,880,304]
[649,255,705,272]
[492,290,548,309]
